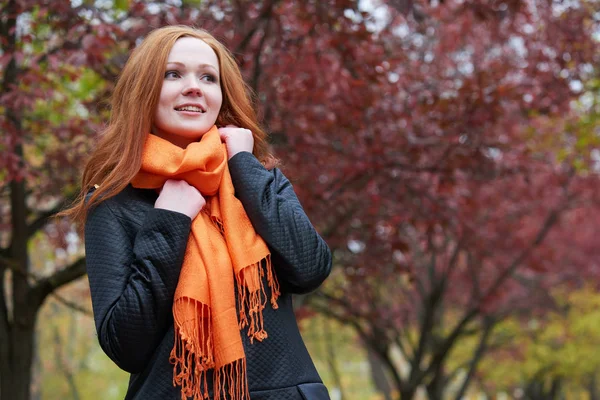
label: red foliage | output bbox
[3,1,600,394]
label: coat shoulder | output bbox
[88,185,157,231]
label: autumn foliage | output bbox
[2,1,600,399]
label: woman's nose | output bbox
[182,76,202,96]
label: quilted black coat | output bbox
[84,151,333,399]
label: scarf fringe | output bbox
[214,358,250,400]
[170,258,281,398]
[170,298,214,399]
[171,347,249,400]
[236,255,281,344]
[169,299,252,400]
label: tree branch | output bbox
[0,246,8,261]
[234,0,280,54]
[453,317,496,400]
[427,233,437,292]
[249,14,271,93]
[310,297,407,395]
[409,275,445,388]
[309,293,368,339]
[27,193,78,239]
[401,224,427,300]
[30,257,86,307]
[421,306,479,382]
[53,323,82,400]
[322,316,346,399]
[442,235,465,282]
[466,250,482,303]
[421,203,564,384]
[392,328,411,363]
[397,316,418,361]
[50,292,92,317]
[482,206,561,303]
[0,260,10,338]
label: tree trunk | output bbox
[0,267,10,399]
[525,377,562,400]
[1,274,38,400]
[0,319,10,399]
[0,152,86,400]
[399,388,417,400]
[1,3,38,398]
[31,329,42,400]
[453,318,495,400]
[0,140,38,400]
[2,322,36,400]
[590,373,599,400]
[54,320,81,400]
[425,361,446,400]
[323,317,346,400]
[365,344,393,400]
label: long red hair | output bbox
[61,25,276,226]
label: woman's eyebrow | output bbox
[166,61,219,72]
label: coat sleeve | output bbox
[228,151,332,294]
[84,198,191,373]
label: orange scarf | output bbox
[131,126,280,400]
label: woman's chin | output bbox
[152,130,208,148]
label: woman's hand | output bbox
[218,125,254,160]
[154,179,205,219]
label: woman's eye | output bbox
[202,74,217,83]
[165,70,180,79]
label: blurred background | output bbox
[2,0,600,399]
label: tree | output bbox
[289,1,600,399]
[475,285,600,400]
[0,0,383,398]
[0,1,130,398]
[5,1,600,399]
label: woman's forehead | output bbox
[167,37,219,70]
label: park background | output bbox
[3,0,600,399]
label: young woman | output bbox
[64,25,332,400]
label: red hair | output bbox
[61,25,276,226]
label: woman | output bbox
[64,25,332,400]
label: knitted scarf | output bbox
[131,126,280,400]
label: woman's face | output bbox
[153,37,223,147]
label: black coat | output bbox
[84,151,332,400]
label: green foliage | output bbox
[551,78,600,172]
[301,314,385,400]
[113,0,130,12]
[27,227,127,399]
[3,0,600,399]
[476,286,600,396]
[36,296,130,400]
[36,304,383,400]
[182,0,204,7]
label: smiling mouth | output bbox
[175,106,205,113]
